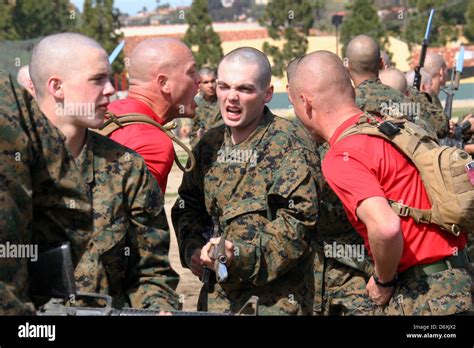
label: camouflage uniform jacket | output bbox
[406,87,448,139]
[172,107,321,315]
[355,78,408,119]
[73,130,180,310]
[0,71,92,315]
[189,96,222,148]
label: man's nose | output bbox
[104,81,115,96]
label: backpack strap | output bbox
[98,111,196,173]
[333,114,443,229]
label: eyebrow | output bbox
[90,72,109,79]
[217,81,256,90]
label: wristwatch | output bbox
[373,273,397,288]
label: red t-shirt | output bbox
[107,98,174,193]
[322,114,467,272]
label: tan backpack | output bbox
[336,114,474,236]
[97,111,196,172]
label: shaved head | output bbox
[291,50,354,101]
[345,35,381,75]
[379,68,407,94]
[30,32,104,99]
[199,67,215,77]
[405,69,431,87]
[286,56,304,83]
[128,38,193,82]
[424,52,446,77]
[289,50,358,142]
[219,47,271,90]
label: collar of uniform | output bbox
[74,129,95,184]
[359,77,380,87]
[223,106,274,149]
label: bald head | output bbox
[286,56,304,83]
[424,52,446,77]
[379,68,407,94]
[219,47,271,90]
[30,33,104,99]
[291,50,355,104]
[129,38,193,82]
[345,35,381,76]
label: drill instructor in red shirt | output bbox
[107,38,201,193]
[289,50,472,315]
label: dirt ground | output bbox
[164,142,201,311]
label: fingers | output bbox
[190,249,203,277]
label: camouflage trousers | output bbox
[315,248,473,315]
[314,248,373,315]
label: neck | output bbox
[230,111,264,145]
[39,100,87,158]
[128,86,173,123]
[351,73,378,87]
[203,93,217,103]
[318,104,362,142]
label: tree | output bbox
[0,1,19,40]
[12,0,77,39]
[2,0,77,40]
[340,0,389,56]
[260,0,314,77]
[79,0,123,73]
[465,0,474,42]
[183,0,223,69]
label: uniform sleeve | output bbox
[171,144,211,269]
[322,139,386,220]
[125,159,181,310]
[227,148,320,287]
[0,87,35,314]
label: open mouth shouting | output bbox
[226,105,242,121]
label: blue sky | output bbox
[70,0,192,16]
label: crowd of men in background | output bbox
[1,31,473,316]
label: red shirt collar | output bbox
[107,97,165,125]
[328,113,364,146]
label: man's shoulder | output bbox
[266,114,316,151]
[90,130,146,167]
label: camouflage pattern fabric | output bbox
[73,130,181,310]
[0,70,91,315]
[172,107,322,315]
[355,78,408,119]
[406,87,448,139]
[356,79,436,138]
[189,96,222,148]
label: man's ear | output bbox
[264,85,274,103]
[301,94,313,119]
[46,76,64,99]
[156,73,169,94]
[378,57,384,70]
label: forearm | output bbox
[367,225,403,281]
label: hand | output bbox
[461,113,474,133]
[200,237,234,269]
[189,248,204,277]
[366,276,395,306]
[449,120,456,137]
